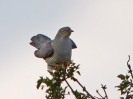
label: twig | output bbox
[71,77,95,99]
[126,79,132,96]
[127,56,133,79]
[96,90,105,99]
[101,84,108,99]
[63,64,78,99]
[127,55,130,66]
[64,79,75,94]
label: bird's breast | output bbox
[53,38,72,56]
[45,38,72,65]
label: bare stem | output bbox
[126,79,132,96]
[71,77,95,99]
[127,56,133,79]
[96,90,105,99]
[101,84,108,99]
[63,64,78,99]
[64,79,75,95]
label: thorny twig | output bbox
[63,64,78,99]
[101,84,108,99]
[127,56,133,96]
[71,77,95,99]
[63,63,95,99]
[96,84,108,99]
[127,55,133,79]
[96,90,105,99]
[64,79,75,95]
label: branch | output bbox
[126,79,132,96]
[64,79,75,94]
[63,64,78,99]
[101,84,108,99]
[127,55,130,66]
[96,90,105,99]
[71,77,95,99]
[127,55,133,79]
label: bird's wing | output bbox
[30,34,54,58]
[70,39,77,49]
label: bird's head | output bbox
[55,27,74,39]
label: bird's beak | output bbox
[71,30,74,32]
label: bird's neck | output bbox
[54,33,70,40]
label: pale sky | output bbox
[0,0,133,99]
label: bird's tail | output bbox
[30,34,51,49]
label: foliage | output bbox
[36,56,133,99]
[116,56,133,99]
[37,62,93,99]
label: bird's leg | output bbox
[64,61,70,67]
[55,62,70,70]
[55,63,61,70]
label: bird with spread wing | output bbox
[30,27,77,70]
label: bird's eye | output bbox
[61,30,65,33]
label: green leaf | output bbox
[77,71,81,75]
[47,70,53,76]
[64,86,68,90]
[120,97,124,99]
[126,75,130,80]
[117,74,125,80]
[123,81,130,89]
[121,91,126,95]
[36,76,43,89]
[115,85,120,88]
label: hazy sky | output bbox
[0,0,133,99]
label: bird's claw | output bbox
[64,61,70,67]
[55,64,61,70]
